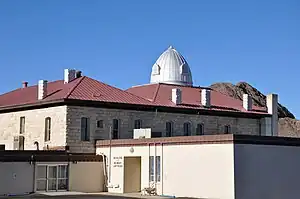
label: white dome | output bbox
[150,46,193,86]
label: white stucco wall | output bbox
[234,144,300,199]
[97,143,235,199]
[0,162,34,196]
[0,106,67,150]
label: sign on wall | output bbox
[113,156,123,168]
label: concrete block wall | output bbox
[0,104,260,153]
[66,106,260,152]
[0,106,67,150]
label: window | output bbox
[151,132,162,138]
[20,116,25,134]
[112,119,119,139]
[97,120,104,128]
[36,165,68,191]
[13,136,24,150]
[45,117,51,142]
[152,64,160,75]
[183,122,191,136]
[0,145,5,151]
[224,125,231,134]
[134,119,142,129]
[196,123,204,135]
[258,120,262,136]
[81,117,90,141]
[156,156,161,182]
[149,156,161,182]
[166,122,173,137]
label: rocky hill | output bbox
[210,82,299,137]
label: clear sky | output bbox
[0,0,299,118]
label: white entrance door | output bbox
[36,165,68,192]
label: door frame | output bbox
[35,163,69,192]
[123,156,142,193]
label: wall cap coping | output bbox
[96,134,300,147]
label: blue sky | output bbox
[0,0,299,118]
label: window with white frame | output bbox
[149,156,161,182]
[36,164,68,192]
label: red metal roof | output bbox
[0,76,268,115]
[126,83,267,114]
[0,76,153,108]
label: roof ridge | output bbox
[152,84,160,102]
[0,79,63,97]
[64,76,85,99]
[84,76,154,103]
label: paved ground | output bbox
[1,193,168,199]
[1,194,137,199]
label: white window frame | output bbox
[149,156,161,183]
[35,164,68,192]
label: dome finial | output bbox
[168,45,174,50]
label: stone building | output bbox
[0,46,278,153]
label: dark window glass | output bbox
[183,122,191,136]
[196,123,204,135]
[20,117,25,134]
[112,119,119,139]
[81,117,90,141]
[97,120,104,128]
[45,117,51,141]
[224,125,231,134]
[134,119,142,129]
[166,122,173,137]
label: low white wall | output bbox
[234,144,300,199]
[0,162,34,196]
[69,162,104,192]
[97,143,235,199]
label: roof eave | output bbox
[0,98,271,119]
[0,99,66,113]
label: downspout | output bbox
[99,152,108,191]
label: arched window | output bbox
[152,64,161,75]
[183,122,191,136]
[166,122,173,137]
[44,117,51,142]
[224,125,231,134]
[196,123,204,135]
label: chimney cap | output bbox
[76,70,82,78]
[22,81,28,88]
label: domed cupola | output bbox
[150,46,193,86]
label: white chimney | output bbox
[266,93,278,136]
[172,88,182,105]
[243,94,252,111]
[64,69,76,84]
[201,89,211,107]
[38,80,47,100]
